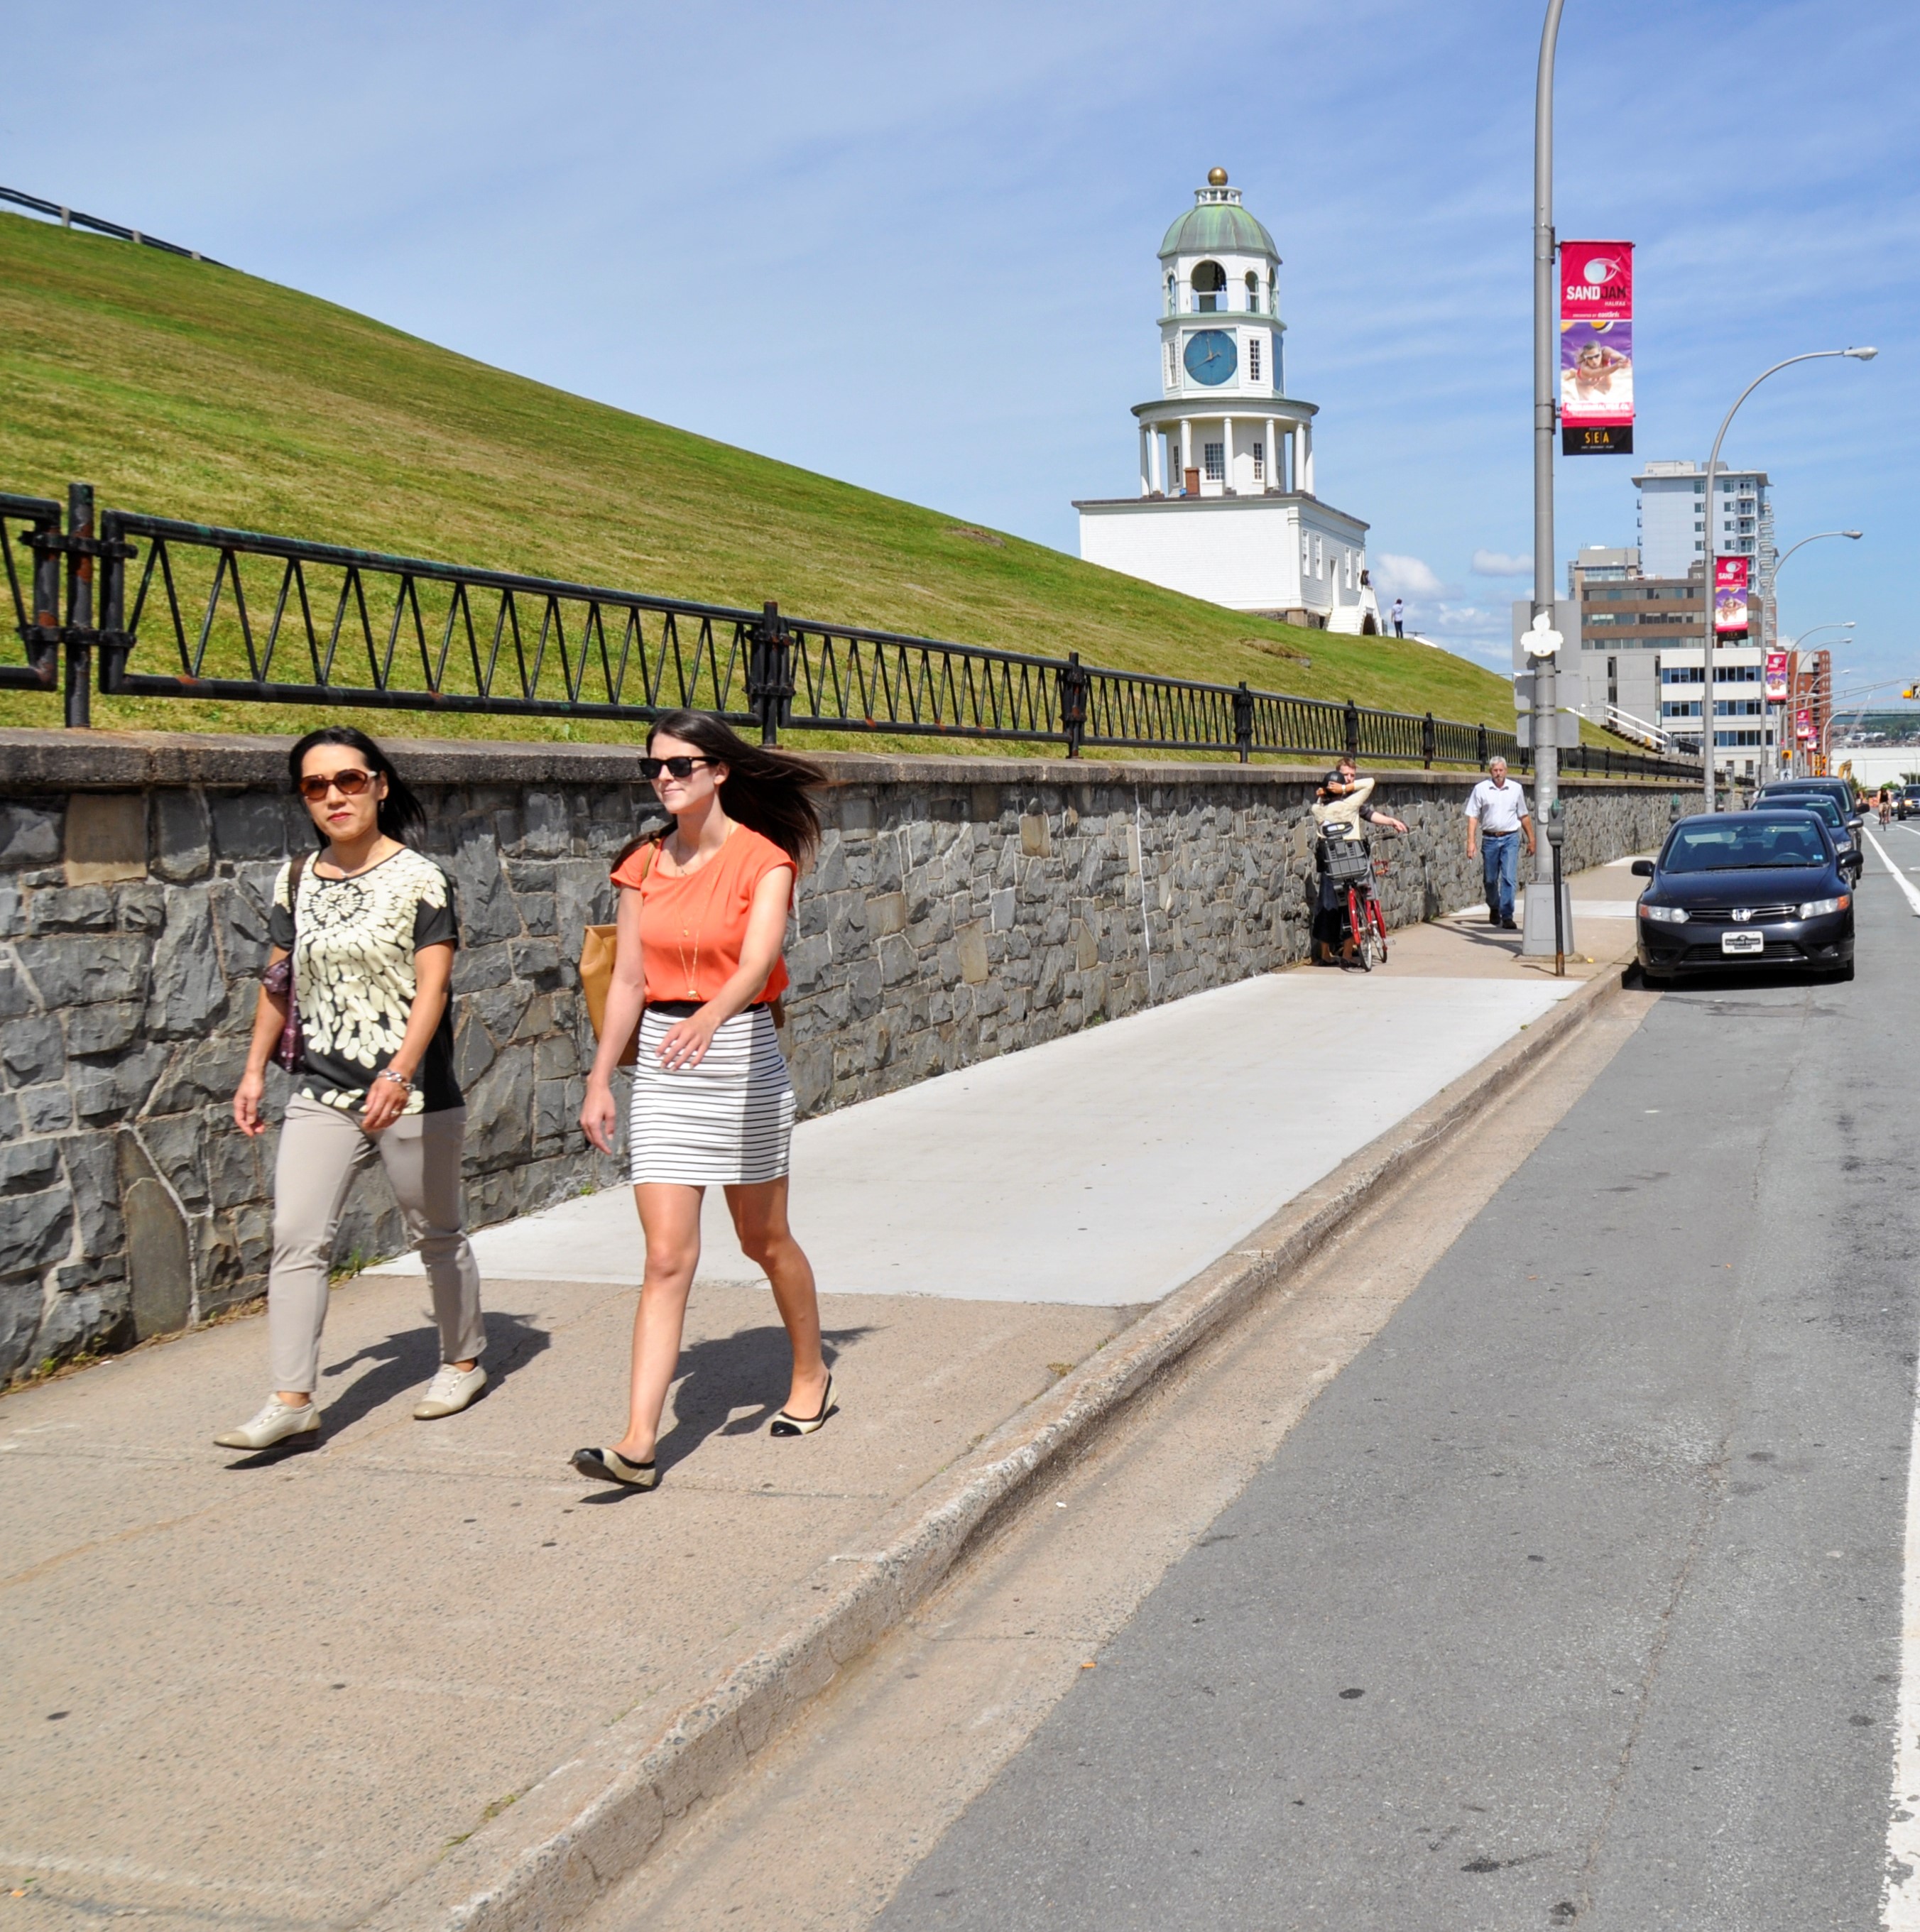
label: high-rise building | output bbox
[1633,459,1770,578]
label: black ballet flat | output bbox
[571,1446,659,1488]
[770,1372,837,1438]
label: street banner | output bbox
[1797,709,1814,743]
[1764,650,1789,701]
[1559,241,1635,455]
[1714,555,1750,635]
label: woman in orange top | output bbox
[575,711,832,1488]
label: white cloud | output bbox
[1372,552,1446,599]
[1471,550,1532,577]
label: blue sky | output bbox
[4,0,1913,700]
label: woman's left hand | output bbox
[361,1070,412,1133]
[657,1013,720,1072]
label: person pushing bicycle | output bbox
[1311,757,1407,968]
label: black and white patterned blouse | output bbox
[269,846,462,1115]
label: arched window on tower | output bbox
[1244,271,1258,313]
[1193,261,1226,313]
[1165,272,1176,315]
[1267,271,1276,317]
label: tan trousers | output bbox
[268,1091,484,1394]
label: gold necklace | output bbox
[668,825,733,996]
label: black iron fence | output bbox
[1,186,224,266]
[1,481,1703,780]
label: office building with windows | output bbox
[1555,544,1774,779]
[1075,170,1378,631]
[1634,459,1779,648]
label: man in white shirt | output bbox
[1464,756,1537,931]
[1391,598,1405,638]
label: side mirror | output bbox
[1848,817,1865,831]
[1630,858,1655,878]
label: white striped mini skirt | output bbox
[629,1005,795,1186]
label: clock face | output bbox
[1183,329,1237,386]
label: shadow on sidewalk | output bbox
[569,1322,876,1503]
[316,1307,553,1434]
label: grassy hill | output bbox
[0,212,1535,754]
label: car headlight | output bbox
[1797,895,1850,918]
[1641,902,1689,924]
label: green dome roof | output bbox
[1159,192,1278,262]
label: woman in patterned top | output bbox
[574,711,831,1490]
[216,728,486,1452]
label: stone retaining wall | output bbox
[0,728,1697,1378]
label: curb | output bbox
[367,956,1632,1931]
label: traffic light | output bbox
[1904,685,1920,700]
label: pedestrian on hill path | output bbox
[575,712,833,1490]
[1311,757,1407,967]
[1464,755,1536,932]
[1391,597,1405,638]
[218,728,484,1451]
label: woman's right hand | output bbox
[580,1076,619,1155]
[234,1066,268,1138]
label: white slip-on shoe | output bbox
[214,1397,321,1451]
[413,1362,487,1420]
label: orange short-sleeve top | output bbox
[609,824,794,1006]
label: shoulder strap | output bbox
[288,852,308,937]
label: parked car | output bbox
[1898,787,1918,822]
[1634,811,1853,985]
[1755,780,1865,875]
[1750,795,1863,882]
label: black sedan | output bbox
[1634,811,1854,985]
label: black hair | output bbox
[287,726,427,848]
[645,710,822,868]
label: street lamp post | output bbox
[1779,619,1854,776]
[1523,0,1569,960]
[1767,535,1861,778]
[1699,351,1876,812]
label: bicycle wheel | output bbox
[1347,888,1373,971]
[1352,900,1382,973]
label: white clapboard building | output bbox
[1074,169,1378,632]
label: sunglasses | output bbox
[298,768,378,801]
[639,755,714,781]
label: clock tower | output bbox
[1074,169,1379,631]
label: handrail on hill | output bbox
[0,481,1703,779]
[0,187,225,266]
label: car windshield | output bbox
[1661,822,1828,872]
[1754,797,1843,828]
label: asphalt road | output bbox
[877,864,1920,1930]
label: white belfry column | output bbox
[1264,416,1277,493]
[1139,425,1151,496]
[1179,420,1194,491]
[1221,417,1234,493]
[1299,420,1314,496]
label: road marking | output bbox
[1865,829,1920,917]
[1884,1387,1920,1926]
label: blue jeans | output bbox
[1481,832,1520,923]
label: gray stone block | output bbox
[0,957,37,1022]
[214,879,272,976]
[0,802,61,871]
[27,885,116,932]
[146,888,227,1039]
[32,1281,131,1366]
[65,1002,142,1058]
[448,828,521,944]
[153,790,213,881]
[72,1044,168,1124]
[65,1132,121,1258]
[0,1138,61,1196]
[0,1185,72,1276]
[462,1045,534,1168]
[146,1037,249,1114]
[3,1015,65,1086]
[0,1274,43,1381]
[15,933,148,1007]
[18,1085,73,1134]
[210,792,291,861]
[65,794,147,885]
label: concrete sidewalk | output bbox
[0,861,1644,1931]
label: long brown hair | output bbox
[646,710,823,868]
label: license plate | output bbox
[1721,931,1764,955]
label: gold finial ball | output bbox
[1207,166,1228,187]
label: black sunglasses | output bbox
[639,755,714,781]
